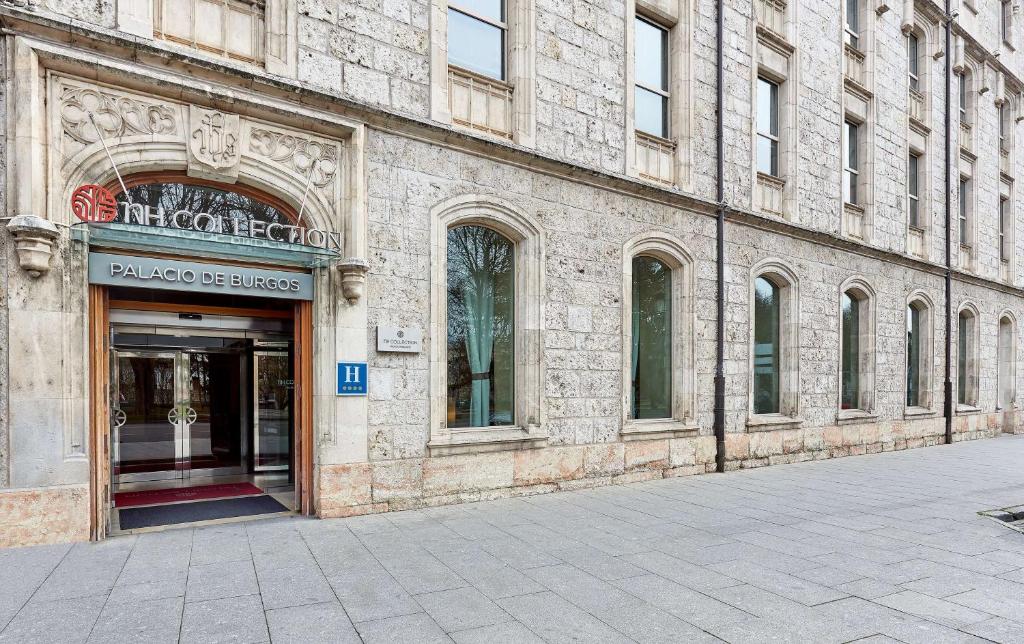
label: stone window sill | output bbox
[621,419,699,441]
[746,414,803,432]
[837,409,877,425]
[904,406,937,419]
[956,404,983,416]
[428,426,548,456]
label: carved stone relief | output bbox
[248,128,340,188]
[60,86,177,145]
[187,106,241,181]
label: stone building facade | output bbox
[0,0,1022,546]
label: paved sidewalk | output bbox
[2,437,1024,643]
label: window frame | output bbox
[633,15,672,139]
[1002,0,1014,48]
[959,175,972,248]
[757,76,781,178]
[838,278,877,417]
[908,32,920,92]
[1000,194,1011,263]
[428,195,545,454]
[448,0,508,81]
[908,152,921,229]
[621,233,696,438]
[905,292,935,413]
[843,120,860,206]
[747,260,801,426]
[956,304,981,410]
[998,313,1017,410]
[844,0,861,50]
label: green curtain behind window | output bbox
[632,256,671,419]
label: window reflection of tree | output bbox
[446,225,515,427]
[118,183,291,232]
[632,256,671,419]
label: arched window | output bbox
[840,281,875,414]
[754,276,781,415]
[446,225,515,427]
[621,233,695,434]
[957,306,979,408]
[631,255,672,419]
[906,294,934,411]
[749,261,799,420]
[998,315,1016,409]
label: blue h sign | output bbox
[336,362,368,396]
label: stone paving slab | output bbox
[2,435,1024,642]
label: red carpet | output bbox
[114,482,263,508]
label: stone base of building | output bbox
[317,415,1012,519]
[0,484,89,548]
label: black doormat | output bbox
[118,494,289,530]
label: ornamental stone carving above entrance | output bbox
[187,106,241,181]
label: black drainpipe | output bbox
[714,0,727,473]
[944,0,954,444]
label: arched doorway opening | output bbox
[87,174,316,537]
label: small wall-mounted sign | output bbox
[336,362,368,396]
[377,326,423,353]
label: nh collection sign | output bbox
[71,184,342,252]
[88,253,314,300]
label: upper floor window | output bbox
[1000,104,1012,154]
[757,77,780,177]
[635,17,670,139]
[448,0,506,80]
[959,177,972,247]
[446,224,515,428]
[843,120,860,205]
[844,0,861,49]
[908,33,920,92]
[1000,195,1011,263]
[908,152,921,228]
[154,0,266,64]
[631,256,672,419]
[959,73,969,125]
[1002,0,1014,46]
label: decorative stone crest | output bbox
[249,128,339,189]
[187,106,241,181]
[60,86,177,144]
[6,215,60,278]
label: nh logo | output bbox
[336,362,368,396]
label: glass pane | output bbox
[448,9,505,80]
[845,0,859,43]
[753,277,781,414]
[451,0,503,22]
[841,292,860,410]
[846,122,858,167]
[757,136,778,176]
[999,320,1015,407]
[188,352,243,471]
[958,313,969,404]
[631,256,672,419]
[757,78,779,137]
[447,225,515,428]
[117,182,293,233]
[906,305,921,407]
[909,198,919,228]
[115,355,176,475]
[908,34,919,77]
[908,155,918,195]
[635,86,669,138]
[255,353,292,470]
[635,18,668,91]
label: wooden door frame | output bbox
[88,292,315,538]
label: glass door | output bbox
[186,351,245,476]
[113,351,180,482]
[253,351,292,471]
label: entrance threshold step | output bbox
[117,495,289,530]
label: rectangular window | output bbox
[845,0,860,49]
[448,0,507,80]
[757,77,780,177]
[1001,196,1011,262]
[1003,0,1013,45]
[908,152,921,228]
[635,17,670,138]
[154,0,267,64]
[959,73,968,124]
[960,177,971,246]
[844,121,859,205]
[1000,105,1011,153]
[908,33,920,92]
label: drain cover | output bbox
[979,505,1024,534]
